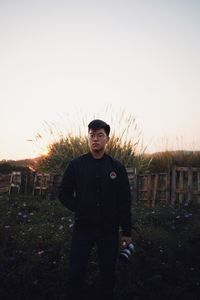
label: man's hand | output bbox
[121,236,132,248]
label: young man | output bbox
[59,119,132,300]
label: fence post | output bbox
[152,174,158,207]
[198,171,200,203]
[146,174,151,207]
[126,167,135,203]
[171,166,176,205]
[188,167,192,203]
[133,168,138,204]
[166,170,171,205]
[9,172,21,195]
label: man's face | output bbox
[88,128,109,153]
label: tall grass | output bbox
[30,110,149,173]
[28,108,200,174]
[145,150,200,173]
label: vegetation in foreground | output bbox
[0,112,200,299]
[0,194,200,300]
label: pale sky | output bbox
[0,0,200,160]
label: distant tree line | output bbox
[0,161,30,174]
[1,150,200,176]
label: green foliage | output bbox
[0,161,29,174]
[37,134,149,174]
[146,150,200,173]
[0,195,73,300]
[38,135,88,173]
[32,112,150,173]
[116,201,200,300]
[0,195,199,300]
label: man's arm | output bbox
[58,161,77,212]
[118,164,132,237]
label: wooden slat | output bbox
[7,166,200,206]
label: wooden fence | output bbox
[6,166,200,207]
[8,172,62,200]
[135,166,200,207]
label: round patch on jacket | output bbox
[110,171,117,179]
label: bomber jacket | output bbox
[58,152,132,236]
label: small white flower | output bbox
[59,225,64,230]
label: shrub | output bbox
[35,113,149,173]
[0,161,29,174]
[146,150,200,173]
[0,195,199,300]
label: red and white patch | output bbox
[110,171,117,179]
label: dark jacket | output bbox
[59,152,132,236]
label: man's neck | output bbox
[90,150,105,159]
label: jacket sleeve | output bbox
[118,164,132,236]
[58,161,77,212]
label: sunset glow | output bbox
[1,0,200,160]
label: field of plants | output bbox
[1,114,200,300]
[0,193,200,300]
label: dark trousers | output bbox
[67,227,119,300]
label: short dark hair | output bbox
[88,119,110,136]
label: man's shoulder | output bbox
[70,153,90,165]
